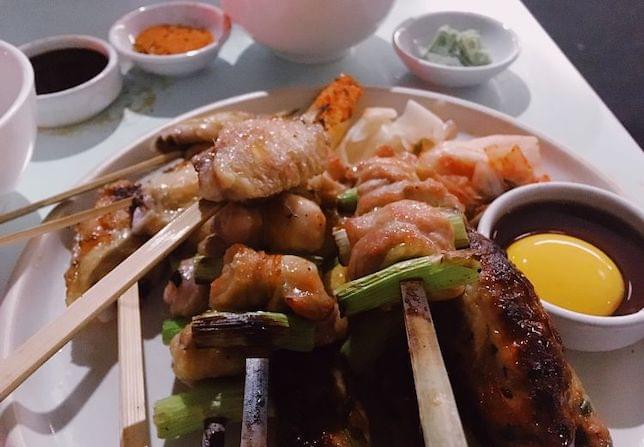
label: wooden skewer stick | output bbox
[118,284,150,447]
[400,280,467,447]
[0,200,220,402]
[0,151,182,225]
[240,357,269,447]
[0,197,134,247]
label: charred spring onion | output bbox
[337,187,358,213]
[153,380,244,439]
[336,254,479,316]
[162,318,188,345]
[191,311,315,352]
[193,255,223,285]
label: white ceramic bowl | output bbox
[109,1,231,77]
[393,11,520,87]
[0,40,36,195]
[478,182,644,352]
[221,0,395,64]
[20,35,122,128]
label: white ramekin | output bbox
[109,1,231,76]
[0,40,36,195]
[478,182,644,352]
[20,35,122,128]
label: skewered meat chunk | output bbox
[210,244,335,321]
[156,111,253,150]
[163,258,209,317]
[64,180,143,305]
[132,160,200,235]
[170,324,246,382]
[341,200,455,279]
[432,230,611,447]
[356,178,463,215]
[192,117,330,202]
[200,193,327,256]
[353,146,419,195]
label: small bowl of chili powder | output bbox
[109,1,231,77]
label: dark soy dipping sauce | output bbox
[492,201,644,316]
[29,48,108,95]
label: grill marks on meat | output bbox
[210,244,335,321]
[64,180,143,305]
[192,117,330,202]
[341,200,454,279]
[432,230,611,446]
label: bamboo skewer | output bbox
[240,357,269,447]
[0,200,220,402]
[0,151,182,225]
[118,284,150,447]
[0,197,133,247]
[400,280,467,447]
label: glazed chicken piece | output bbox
[432,230,611,447]
[210,244,336,321]
[341,200,455,279]
[417,135,548,215]
[163,258,209,317]
[132,160,200,236]
[64,180,143,305]
[155,111,253,150]
[353,146,419,196]
[192,117,330,202]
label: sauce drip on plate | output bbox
[29,48,108,95]
[492,201,644,316]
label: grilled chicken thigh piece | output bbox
[432,230,611,447]
[210,244,336,321]
[64,180,143,305]
[341,200,455,279]
[162,258,209,318]
[192,117,330,202]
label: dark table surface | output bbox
[523,0,643,148]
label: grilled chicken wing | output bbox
[341,200,455,279]
[210,244,335,321]
[156,111,253,150]
[192,117,330,202]
[64,181,143,305]
[432,230,611,447]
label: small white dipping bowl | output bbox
[393,11,520,87]
[109,1,231,76]
[0,40,36,195]
[20,35,122,128]
[221,0,395,64]
[478,182,644,352]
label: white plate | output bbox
[1,87,642,446]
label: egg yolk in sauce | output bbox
[507,233,624,316]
